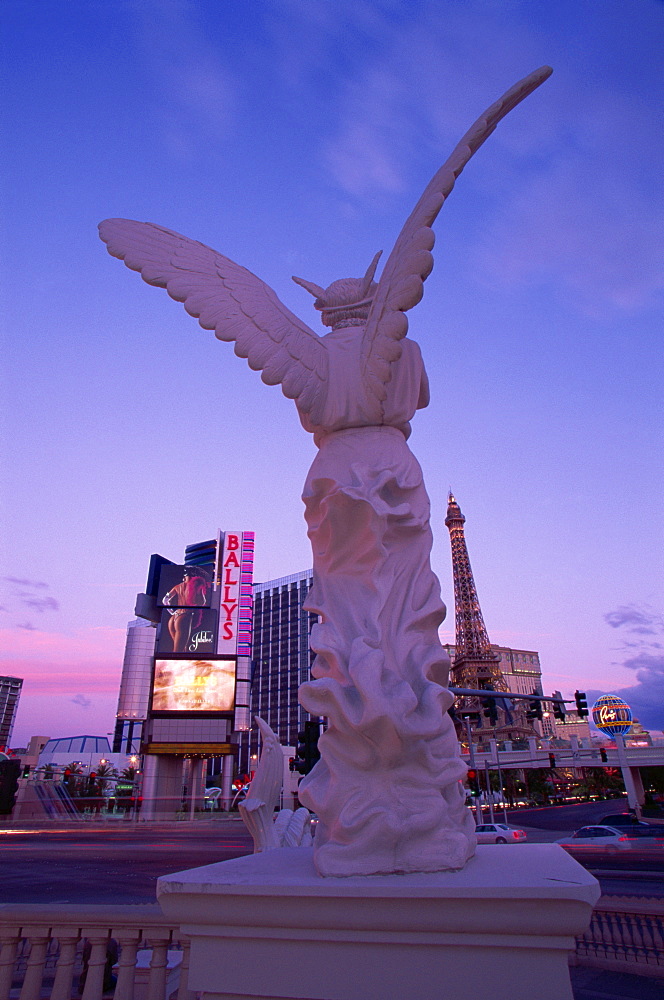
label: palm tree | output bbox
[94,761,118,794]
[62,761,84,797]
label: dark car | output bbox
[599,813,652,829]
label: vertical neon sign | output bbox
[216,531,254,656]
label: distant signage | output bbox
[591,694,632,738]
[157,608,218,655]
[217,532,254,656]
[157,565,213,608]
[152,658,236,713]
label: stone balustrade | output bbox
[572,895,664,978]
[0,895,661,998]
[0,904,194,1000]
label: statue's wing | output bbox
[99,218,327,420]
[362,66,552,405]
[238,718,283,853]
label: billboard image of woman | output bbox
[159,565,213,653]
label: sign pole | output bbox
[484,759,495,823]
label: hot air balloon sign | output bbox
[592,694,632,739]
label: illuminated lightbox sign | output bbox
[156,608,217,655]
[157,564,213,608]
[152,658,236,713]
[217,531,254,656]
[591,694,632,738]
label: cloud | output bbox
[11,693,120,747]
[591,605,664,731]
[604,604,663,635]
[588,651,664,732]
[129,2,237,159]
[4,576,48,589]
[71,694,92,709]
[306,4,662,316]
[19,595,59,613]
[476,88,664,317]
[604,604,664,648]
[0,625,126,695]
[0,576,59,627]
[317,6,545,201]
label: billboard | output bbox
[152,658,236,713]
[591,694,633,738]
[217,531,254,656]
[156,608,218,655]
[157,564,213,609]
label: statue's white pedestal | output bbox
[157,845,599,1000]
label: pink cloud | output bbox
[0,625,125,694]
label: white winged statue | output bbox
[239,718,313,853]
[100,66,552,877]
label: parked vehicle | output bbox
[556,825,664,851]
[599,812,652,829]
[475,823,527,844]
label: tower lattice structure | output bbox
[445,493,534,743]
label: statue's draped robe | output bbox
[297,328,476,876]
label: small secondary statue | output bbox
[100,66,552,878]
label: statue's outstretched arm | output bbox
[361,66,552,407]
[98,219,328,420]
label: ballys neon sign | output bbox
[216,532,244,654]
[221,534,240,640]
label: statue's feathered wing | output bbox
[98,219,328,423]
[362,65,552,408]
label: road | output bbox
[506,796,639,830]
[1,805,662,903]
[0,819,254,904]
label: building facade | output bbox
[113,532,254,817]
[237,570,317,774]
[553,711,592,743]
[240,580,547,770]
[112,619,156,754]
[441,643,543,699]
[441,641,545,735]
[0,675,22,749]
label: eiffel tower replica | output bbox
[445,492,535,744]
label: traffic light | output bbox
[548,753,556,768]
[0,759,21,815]
[292,720,321,776]
[574,691,589,717]
[600,747,608,763]
[481,696,498,725]
[526,698,543,721]
[466,769,480,797]
[552,696,566,721]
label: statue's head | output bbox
[293,251,382,330]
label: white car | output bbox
[556,825,664,851]
[475,823,527,844]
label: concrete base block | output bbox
[157,844,599,1000]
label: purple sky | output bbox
[1,1,662,745]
